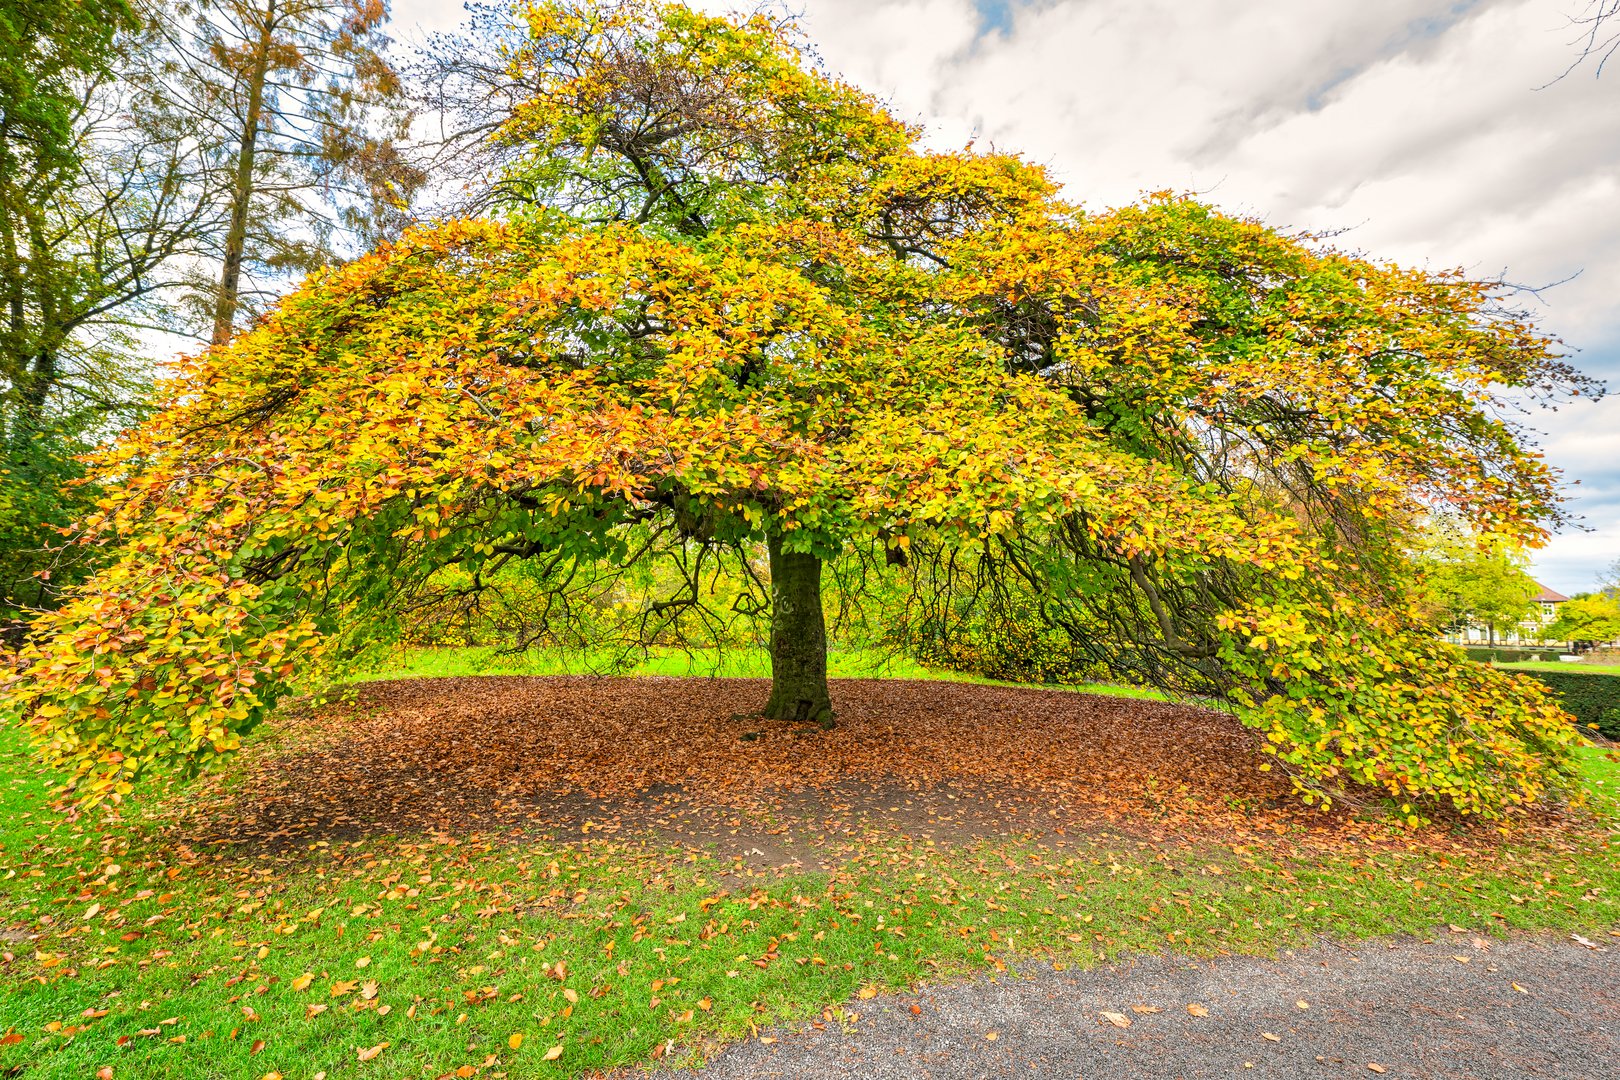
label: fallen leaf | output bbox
[543,1045,564,1061]
[1295,1000,1309,1010]
[562,988,579,1004]
[1130,1005,1162,1014]
[509,1032,523,1050]
[909,1004,921,1016]
[290,973,314,992]
[1187,1003,1210,1017]
[984,1031,999,1040]
[697,997,713,1012]
[1367,1066,1387,1075]
[250,1039,265,1055]
[355,957,371,969]
[1101,1011,1131,1029]
[1262,1032,1281,1042]
[96,1069,112,1080]
[1511,982,1529,994]
[356,1041,387,1062]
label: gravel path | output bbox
[695,934,1620,1079]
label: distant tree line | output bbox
[0,0,424,629]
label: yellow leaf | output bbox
[508,1032,523,1050]
[356,1042,387,1062]
[543,1045,564,1061]
[291,973,314,992]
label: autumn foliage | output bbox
[5,0,1595,817]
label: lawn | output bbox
[348,645,1166,699]
[1497,661,1620,675]
[0,663,1616,1080]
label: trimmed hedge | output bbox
[1463,645,1558,664]
[1514,669,1620,740]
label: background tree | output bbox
[1557,0,1620,78]
[8,0,1589,819]
[142,0,425,343]
[1546,594,1620,645]
[0,0,229,624]
[1414,525,1538,644]
[1599,557,1620,596]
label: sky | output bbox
[393,0,1620,594]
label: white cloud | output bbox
[390,0,1620,588]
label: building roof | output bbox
[1530,582,1570,603]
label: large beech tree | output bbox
[9,1,1598,817]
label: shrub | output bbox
[1511,669,1620,740]
[1462,645,1553,664]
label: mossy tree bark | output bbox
[762,532,834,727]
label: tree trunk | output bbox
[762,532,834,727]
[211,1,276,346]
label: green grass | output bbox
[350,645,1167,700]
[1498,661,1620,675]
[1,671,1617,1078]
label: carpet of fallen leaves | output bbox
[180,677,1586,860]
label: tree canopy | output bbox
[1547,595,1620,646]
[1414,525,1538,643]
[7,0,1595,818]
